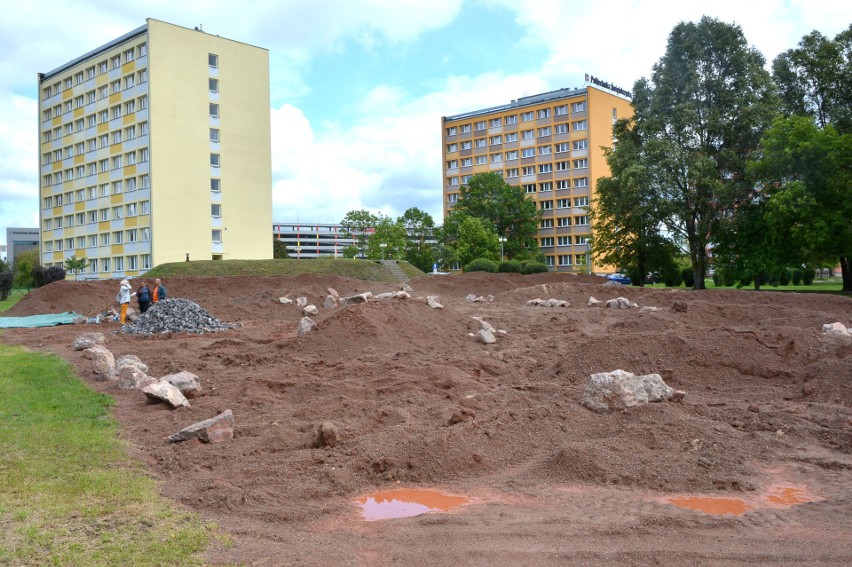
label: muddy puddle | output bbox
[667,485,815,516]
[355,488,470,521]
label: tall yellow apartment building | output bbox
[442,85,632,273]
[37,19,272,278]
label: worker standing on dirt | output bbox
[152,278,167,303]
[136,281,151,313]
[117,279,133,324]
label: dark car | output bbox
[606,273,632,285]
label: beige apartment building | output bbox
[441,85,632,273]
[37,19,272,278]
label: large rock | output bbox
[323,295,338,309]
[297,316,317,336]
[822,322,851,337]
[161,371,202,398]
[587,296,602,307]
[477,329,497,344]
[116,354,148,374]
[296,296,308,308]
[342,292,372,305]
[168,409,234,443]
[303,304,319,316]
[72,332,106,351]
[142,380,190,408]
[117,364,155,390]
[88,345,115,381]
[472,316,496,334]
[427,296,443,309]
[580,369,676,413]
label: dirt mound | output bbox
[2,274,851,565]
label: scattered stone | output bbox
[126,307,139,322]
[396,291,411,300]
[603,280,625,287]
[402,283,413,293]
[374,292,397,300]
[478,329,497,344]
[117,364,154,390]
[116,354,148,374]
[639,306,659,313]
[466,294,478,302]
[72,332,106,350]
[168,409,234,443]
[327,287,339,299]
[527,298,568,307]
[670,390,686,402]
[580,369,676,413]
[296,296,308,308]
[278,297,293,304]
[472,316,496,334]
[303,304,319,316]
[297,317,317,336]
[427,296,443,309]
[822,322,851,337]
[314,421,338,448]
[88,345,115,381]
[120,298,235,335]
[605,297,631,309]
[142,380,190,408]
[448,408,475,425]
[342,292,372,305]
[802,383,814,397]
[673,301,688,312]
[497,329,508,336]
[747,404,760,413]
[161,371,202,398]
[323,295,338,309]
[587,296,602,307]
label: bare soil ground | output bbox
[2,273,852,566]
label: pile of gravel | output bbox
[120,298,236,335]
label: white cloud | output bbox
[0,94,39,234]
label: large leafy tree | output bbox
[399,207,436,272]
[632,16,778,289]
[773,25,852,134]
[591,118,677,286]
[366,214,409,260]
[751,117,852,292]
[340,209,378,258]
[453,172,540,259]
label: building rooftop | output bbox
[444,87,586,122]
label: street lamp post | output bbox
[379,242,388,260]
[499,237,507,260]
[295,247,302,260]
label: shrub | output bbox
[662,268,683,287]
[498,260,522,273]
[44,266,66,285]
[519,260,548,274]
[712,272,722,287]
[681,267,695,288]
[791,269,803,285]
[802,267,815,285]
[464,258,498,273]
[778,269,792,286]
[0,272,12,301]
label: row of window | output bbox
[42,122,149,164]
[44,228,151,251]
[42,100,148,144]
[552,254,589,267]
[41,74,147,124]
[445,102,587,136]
[446,125,587,153]
[448,169,590,187]
[43,150,149,186]
[541,234,590,246]
[448,154,589,169]
[43,200,150,228]
[41,42,148,100]
[42,177,149,209]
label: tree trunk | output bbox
[841,256,852,293]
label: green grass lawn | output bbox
[146,257,423,281]
[0,288,27,313]
[640,277,845,294]
[0,344,223,565]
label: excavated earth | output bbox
[2,272,851,566]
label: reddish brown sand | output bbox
[2,273,852,566]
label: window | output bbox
[209,53,219,68]
[522,166,535,176]
[446,160,458,169]
[112,180,123,194]
[541,237,554,246]
[573,139,588,150]
[138,148,148,162]
[210,153,220,167]
[73,94,84,108]
[447,193,458,203]
[490,135,501,146]
[474,121,486,131]
[137,95,147,110]
[99,233,110,247]
[111,155,122,170]
[209,78,219,92]
[125,125,136,140]
[555,161,569,171]
[539,164,553,173]
[99,109,109,123]
[558,255,572,266]
[555,105,568,116]
[446,126,457,136]
[557,217,571,227]
[555,142,569,153]
[541,219,553,229]
[45,241,53,252]
[574,177,589,188]
[524,184,536,193]
[110,79,121,94]
[126,203,137,216]
[141,227,150,241]
[572,120,588,131]
[461,174,473,184]
[126,177,137,192]
[124,75,135,89]
[75,189,85,201]
[522,130,534,140]
[537,109,550,119]
[539,182,553,192]
[537,127,551,137]
[573,158,588,169]
[125,151,135,165]
[505,150,518,160]
[140,174,149,188]
[461,157,472,167]
[522,148,535,158]
[489,118,502,127]
[506,168,519,178]
[521,111,533,122]
[87,186,98,199]
[557,198,570,209]
[139,121,148,135]
[111,105,122,120]
[43,196,54,209]
[575,215,589,226]
[505,115,517,125]
[554,123,569,135]
[460,124,471,133]
[538,145,551,156]
[76,236,85,248]
[137,43,147,58]
[88,234,97,247]
[137,69,147,84]
[87,114,96,128]
[574,196,589,207]
[211,204,221,217]
[475,138,487,148]
[447,143,458,152]
[460,140,472,150]
[140,201,149,215]
[141,254,151,269]
[113,230,123,244]
[575,236,588,245]
[475,155,487,165]
[127,255,138,270]
[127,229,138,242]
[86,90,96,104]
[210,128,220,142]
[98,85,108,99]
[447,177,459,186]
[504,132,518,143]
[99,208,110,221]
[209,103,219,117]
[540,200,553,210]
[101,258,110,273]
[124,99,135,114]
[490,153,502,163]
[211,178,221,192]
[571,101,586,113]
[212,229,222,243]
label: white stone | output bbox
[580,369,675,413]
[142,380,190,408]
[297,317,317,336]
[427,296,443,309]
[303,304,319,316]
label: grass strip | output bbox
[0,344,220,565]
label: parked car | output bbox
[606,273,632,285]
[644,272,662,284]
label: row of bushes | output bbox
[712,268,815,288]
[464,258,549,274]
[0,257,67,301]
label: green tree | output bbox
[366,214,409,260]
[750,117,852,292]
[454,216,499,266]
[631,16,778,289]
[272,239,289,259]
[773,25,852,134]
[454,172,540,259]
[591,118,677,286]
[13,250,39,290]
[340,210,378,258]
[399,207,436,272]
[64,256,88,274]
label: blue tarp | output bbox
[0,312,84,329]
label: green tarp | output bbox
[0,312,83,329]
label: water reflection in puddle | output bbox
[766,486,812,506]
[668,496,753,516]
[356,488,470,521]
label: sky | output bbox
[1,0,850,246]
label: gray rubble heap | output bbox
[120,298,236,335]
